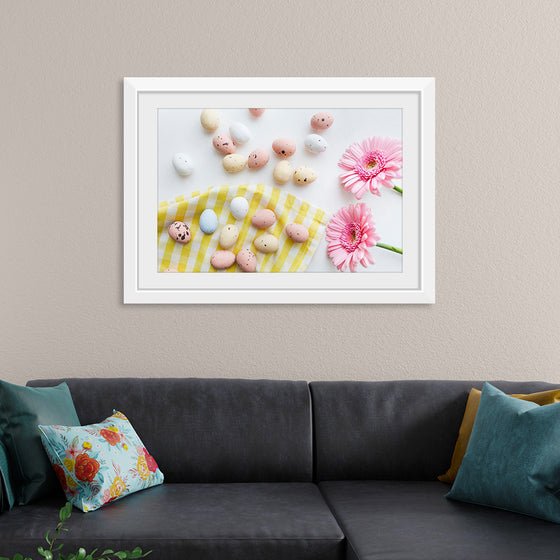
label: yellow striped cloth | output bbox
[158,184,329,273]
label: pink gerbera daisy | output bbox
[326,203,381,272]
[338,136,402,199]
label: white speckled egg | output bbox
[273,160,292,184]
[230,197,249,220]
[200,109,220,132]
[213,134,236,155]
[229,122,251,145]
[172,153,193,176]
[286,223,309,243]
[168,221,191,243]
[272,138,296,158]
[248,148,270,169]
[293,166,317,185]
[222,154,247,173]
[251,209,276,229]
[237,248,257,272]
[310,112,334,131]
[219,224,240,249]
[254,234,279,254]
[210,250,236,270]
[305,134,328,153]
[199,209,218,234]
[249,108,265,117]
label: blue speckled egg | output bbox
[199,209,218,234]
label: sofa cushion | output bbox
[446,382,560,523]
[438,386,560,484]
[0,483,345,560]
[0,380,80,504]
[320,481,560,560]
[39,411,164,512]
[27,378,313,483]
[309,380,559,480]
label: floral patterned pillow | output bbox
[38,411,164,512]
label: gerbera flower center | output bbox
[341,222,363,252]
[358,150,387,180]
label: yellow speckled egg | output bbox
[293,166,317,185]
[200,109,220,132]
[222,154,247,173]
[254,234,279,254]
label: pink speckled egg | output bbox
[286,223,309,243]
[168,221,191,243]
[212,134,236,155]
[237,248,257,272]
[249,108,265,117]
[163,268,179,273]
[248,148,270,169]
[251,209,276,229]
[210,250,236,270]
[310,112,334,131]
[272,138,296,159]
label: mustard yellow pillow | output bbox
[438,387,560,484]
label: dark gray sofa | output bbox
[1,378,559,560]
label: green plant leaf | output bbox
[45,531,52,546]
[14,554,24,560]
[75,549,86,560]
[114,553,127,560]
[100,552,114,557]
[54,545,64,552]
[0,556,9,560]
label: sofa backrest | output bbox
[310,380,559,481]
[27,378,313,483]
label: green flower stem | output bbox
[377,243,403,255]
[392,185,403,194]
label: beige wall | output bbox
[3,1,559,385]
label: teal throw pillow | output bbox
[39,411,164,512]
[446,382,560,523]
[0,380,80,504]
[0,439,15,511]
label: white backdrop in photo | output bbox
[158,108,402,272]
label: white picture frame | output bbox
[124,77,435,304]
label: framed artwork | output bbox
[124,77,434,304]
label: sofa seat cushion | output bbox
[319,481,560,560]
[0,483,344,560]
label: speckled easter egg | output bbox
[310,112,334,131]
[293,166,317,185]
[251,209,276,229]
[230,197,249,220]
[248,148,270,169]
[199,209,218,234]
[237,248,257,272]
[249,108,265,117]
[219,224,240,249]
[272,138,296,158]
[254,234,279,254]
[273,160,292,184]
[229,122,251,145]
[163,268,179,273]
[168,221,191,243]
[210,250,236,270]
[212,134,236,155]
[200,109,220,132]
[172,153,193,176]
[222,154,247,173]
[286,223,309,243]
[304,134,328,153]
